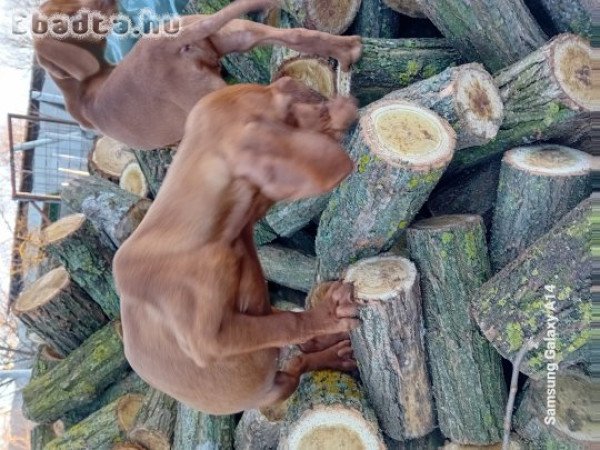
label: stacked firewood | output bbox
[16,0,591,449]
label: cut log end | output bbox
[42,213,86,244]
[344,256,417,302]
[306,0,361,34]
[552,35,591,110]
[287,409,383,450]
[275,58,336,98]
[383,0,424,18]
[128,429,169,450]
[14,267,69,312]
[362,100,456,171]
[117,394,144,432]
[120,161,149,198]
[90,136,135,181]
[504,145,590,177]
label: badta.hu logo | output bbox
[11,8,182,39]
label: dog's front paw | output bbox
[310,281,360,334]
[334,35,362,71]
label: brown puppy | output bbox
[113,78,360,414]
[33,0,362,149]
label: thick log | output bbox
[384,63,504,149]
[89,136,135,182]
[343,256,435,440]
[316,99,456,280]
[449,34,592,174]
[112,443,146,450]
[490,145,591,272]
[61,176,151,247]
[45,394,143,450]
[514,374,594,449]
[22,321,129,423]
[257,244,316,292]
[14,266,108,357]
[278,370,386,450]
[407,215,506,444]
[415,0,547,72]
[348,38,461,105]
[348,0,401,38]
[31,344,63,378]
[129,387,178,450]
[472,198,591,380]
[120,161,149,198]
[173,403,235,450]
[235,407,287,450]
[526,0,591,37]
[270,48,336,98]
[132,148,175,198]
[440,439,523,450]
[40,213,120,318]
[254,221,278,246]
[262,195,330,240]
[281,0,361,34]
[383,0,424,18]
[31,423,59,450]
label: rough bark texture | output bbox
[472,198,591,380]
[173,403,235,450]
[448,34,591,174]
[281,0,361,34]
[383,0,424,18]
[348,37,461,105]
[61,176,151,248]
[263,195,330,239]
[254,221,278,246]
[490,145,591,272]
[31,423,59,450]
[344,256,435,440]
[196,0,271,83]
[14,267,108,357]
[383,63,504,149]
[129,387,178,450]
[235,408,283,450]
[22,321,129,423]
[31,345,63,378]
[45,394,143,450]
[415,0,547,72]
[279,370,385,450]
[257,244,316,292]
[41,214,120,318]
[348,0,401,38]
[527,0,591,37]
[407,215,506,444]
[316,99,456,280]
[133,148,174,198]
[514,375,594,449]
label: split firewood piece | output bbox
[234,405,289,450]
[527,0,591,37]
[14,266,108,357]
[316,99,456,280]
[407,215,506,444]
[128,387,178,450]
[44,394,143,450]
[61,176,151,248]
[278,370,386,450]
[415,0,547,72]
[173,403,235,450]
[120,161,149,198]
[257,245,316,292]
[132,148,174,198]
[343,256,435,440]
[40,213,120,318]
[514,374,594,448]
[490,145,591,273]
[89,136,135,182]
[22,321,129,423]
[472,198,591,380]
[450,34,592,174]
[347,37,461,105]
[349,0,401,38]
[383,0,424,18]
[281,0,361,34]
[263,194,329,241]
[384,63,504,149]
[270,48,336,98]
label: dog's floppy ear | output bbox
[35,39,100,81]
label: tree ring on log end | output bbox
[552,35,591,110]
[361,100,456,171]
[275,58,336,98]
[120,161,149,198]
[287,409,381,450]
[42,213,86,244]
[307,0,361,34]
[409,214,482,231]
[504,145,590,177]
[344,256,417,302]
[455,65,504,142]
[90,136,135,180]
[383,0,425,18]
[117,394,144,432]
[14,267,69,312]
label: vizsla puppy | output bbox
[113,78,360,414]
[34,0,362,149]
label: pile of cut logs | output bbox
[15,0,592,449]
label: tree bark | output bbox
[347,38,461,105]
[281,0,361,34]
[383,0,424,18]
[257,244,316,292]
[383,63,504,149]
[472,198,591,380]
[31,423,59,450]
[14,266,108,357]
[235,408,285,450]
[40,213,120,318]
[173,403,235,450]
[526,0,591,37]
[44,394,143,450]
[22,321,129,423]
[278,370,386,450]
[415,0,547,72]
[61,176,151,248]
[128,387,178,450]
[448,34,592,174]
[348,0,401,38]
[31,344,64,378]
[262,195,330,241]
[119,161,149,198]
[88,136,135,183]
[407,215,507,444]
[343,256,435,440]
[316,98,456,280]
[133,148,175,198]
[490,145,591,272]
